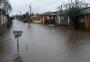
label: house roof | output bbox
[56,10,67,15]
[39,12,56,16]
[38,6,90,16]
[81,7,90,14]
[81,7,90,10]
[39,7,90,16]
[32,14,41,18]
[56,7,90,15]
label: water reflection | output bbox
[14,52,23,62]
[27,24,31,28]
[1,20,90,62]
[67,31,81,49]
[0,34,7,59]
[67,30,90,50]
[0,40,5,57]
[66,30,90,60]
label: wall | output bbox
[0,14,8,33]
[55,15,69,26]
[85,15,90,31]
[81,8,90,31]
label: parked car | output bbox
[23,18,28,23]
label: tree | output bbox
[0,0,6,4]
[63,0,88,29]
[0,0,12,14]
[3,1,12,14]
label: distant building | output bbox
[39,12,56,24]
[32,11,69,25]
[32,15,41,24]
[55,7,90,30]
[55,10,70,26]
[32,7,90,31]
[38,11,70,25]
[0,9,8,33]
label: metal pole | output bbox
[60,5,62,25]
[29,5,31,15]
[29,5,31,23]
[71,0,72,3]
[17,37,19,52]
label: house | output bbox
[55,8,90,30]
[0,9,8,33]
[39,12,56,24]
[81,7,90,31]
[31,7,90,31]
[32,11,70,25]
[55,10,70,26]
[32,15,41,24]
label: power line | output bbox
[32,0,64,13]
[39,0,60,8]
[35,0,61,12]
[37,0,56,5]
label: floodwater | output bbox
[0,20,90,62]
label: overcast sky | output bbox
[9,0,89,15]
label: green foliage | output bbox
[7,16,14,27]
[0,0,12,27]
[64,1,88,29]
[0,0,6,4]
[0,0,12,14]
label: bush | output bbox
[7,16,14,27]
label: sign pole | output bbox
[13,31,22,53]
[17,37,19,52]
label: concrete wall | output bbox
[55,15,70,26]
[0,14,8,33]
[85,15,90,31]
[40,16,45,24]
[55,15,61,25]
[81,8,90,31]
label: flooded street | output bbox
[1,20,90,62]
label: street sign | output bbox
[13,31,22,38]
[13,31,23,52]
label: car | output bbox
[23,18,28,23]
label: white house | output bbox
[55,11,70,26]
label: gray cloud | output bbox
[9,0,90,15]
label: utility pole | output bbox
[60,5,62,25]
[20,12,21,20]
[20,11,21,15]
[29,5,31,23]
[71,0,73,8]
[29,5,31,15]
[71,0,72,3]
[60,5,62,15]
